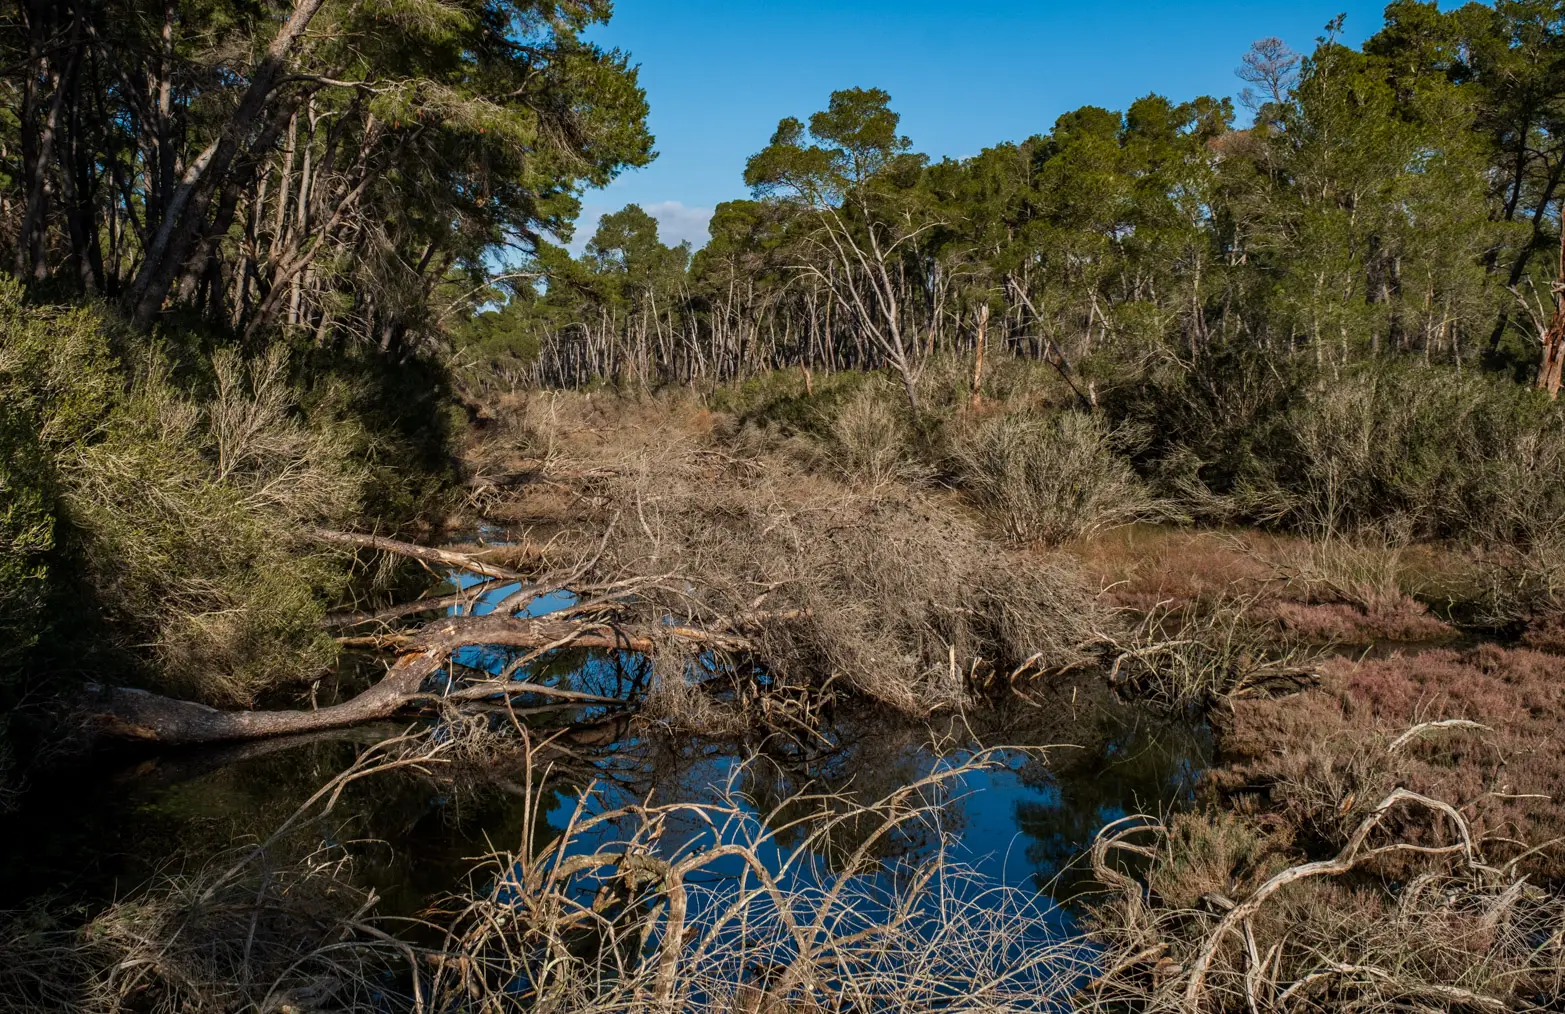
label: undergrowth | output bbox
[0,281,458,780]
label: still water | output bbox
[0,573,1210,933]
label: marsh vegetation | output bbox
[4,0,1565,1011]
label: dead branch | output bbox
[1183,787,1490,1009]
[1387,719,1491,754]
[84,615,754,745]
[305,527,531,581]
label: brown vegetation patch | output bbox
[465,391,1104,718]
[1522,610,1565,654]
[1086,797,1565,1012]
[1262,597,1453,644]
[1071,528,1277,608]
[1075,527,1461,645]
[1217,645,1565,876]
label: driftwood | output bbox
[305,527,532,582]
[85,615,755,746]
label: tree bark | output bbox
[970,303,989,410]
[83,615,753,745]
[126,0,328,327]
[304,527,536,582]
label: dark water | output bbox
[0,571,1211,934]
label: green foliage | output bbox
[0,279,115,685]
[1118,350,1565,542]
[483,1,1565,411]
[947,411,1160,545]
[64,350,366,704]
[3,0,653,351]
[0,286,430,709]
[0,281,119,447]
[0,405,54,673]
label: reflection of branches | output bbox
[424,749,1084,1012]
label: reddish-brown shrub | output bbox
[1262,597,1453,644]
[1522,610,1565,654]
[1217,645,1565,876]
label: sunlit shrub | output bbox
[948,410,1160,545]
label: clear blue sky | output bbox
[573,0,1390,252]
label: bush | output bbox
[1115,351,1565,545]
[947,410,1160,545]
[0,283,423,709]
[62,350,369,704]
[1272,366,1565,540]
[0,408,54,673]
[823,383,924,489]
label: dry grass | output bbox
[1215,644,1565,880]
[1084,781,1565,1012]
[1100,595,1326,710]
[1074,527,1460,645]
[2,731,1092,1014]
[473,391,1104,717]
[1085,641,1565,1010]
[421,748,1086,1013]
[572,456,1097,714]
[0,731,451,1013]
[821,382,927,492]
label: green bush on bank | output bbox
[62,348,366,705]
[0,409,53,668]
[946,411,1162,545]
[1113,349,1565,544]
[0,280,452,713]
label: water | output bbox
[0,568,1211,939]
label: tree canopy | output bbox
[474,1,1565,405]
[0,0,653,355]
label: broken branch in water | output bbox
[84,614,755,745]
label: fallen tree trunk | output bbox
[305,527,533,582]
[83,616,753,746]
[323,578,513,629]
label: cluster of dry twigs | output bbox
[1097,595,1325,711]
[1083,725,1565,1012]
[3,731,1092,1014]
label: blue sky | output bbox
[572,0,1389,253]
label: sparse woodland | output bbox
[4,1,1565,1012]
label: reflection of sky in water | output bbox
[438,569,1206,939]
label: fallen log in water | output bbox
[83,616,755,746]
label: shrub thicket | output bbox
[1115,352,1565,543]
[946,410,1161,545]
[0,281,451,719]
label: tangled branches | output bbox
[1084,725,1565,1012]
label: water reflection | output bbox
[0,568,1211,934]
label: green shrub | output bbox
[1270,366,1565,540]
[947,410,1160,544]
[823,383,924,488]
[0,408,54,669]
[62,350,367,704]
[1114,349,1565,545]
[0,281,411,707]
